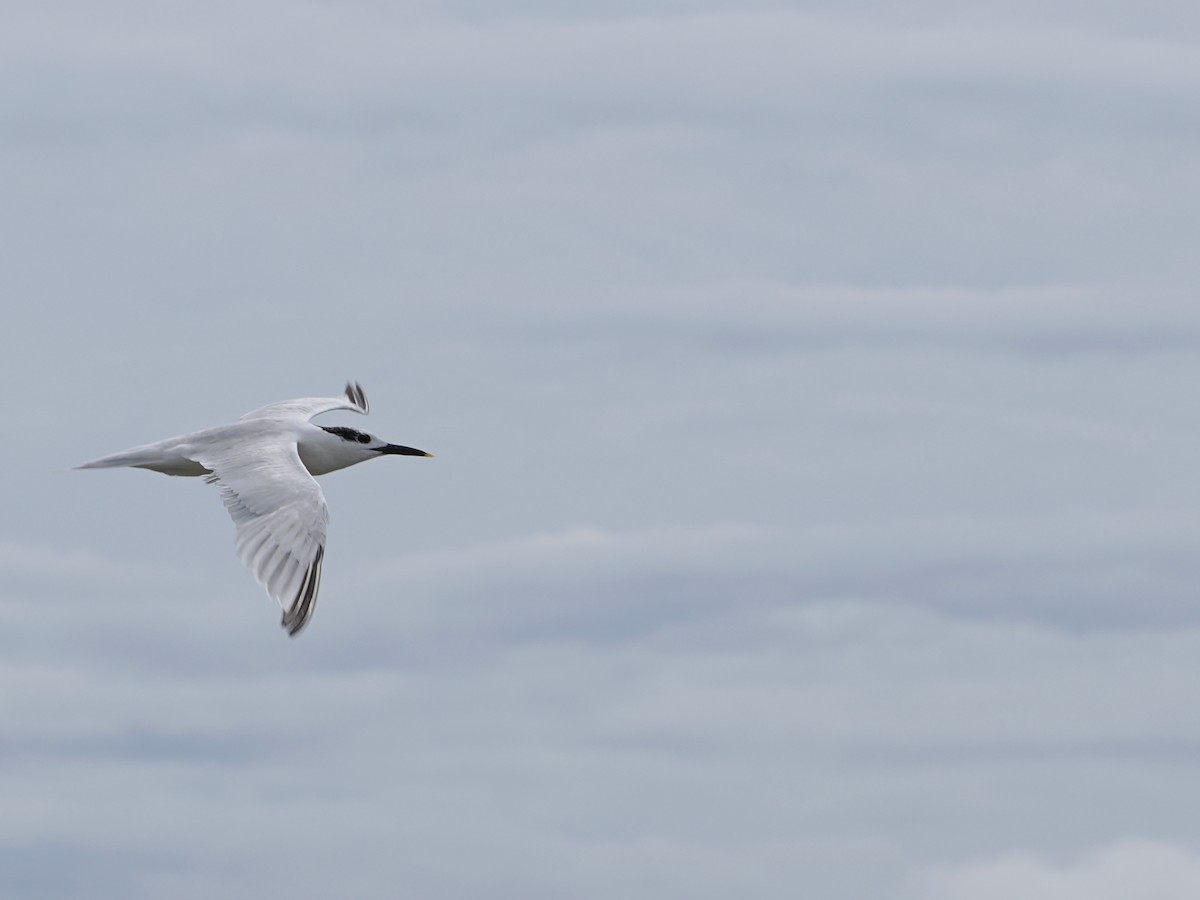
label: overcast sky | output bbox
[3,1,1200,898]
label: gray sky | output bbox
[3,1,1200,898]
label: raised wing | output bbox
[195,441,329,637]
[239,382,370,422]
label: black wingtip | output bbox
[281,546,324,638]
[343,381,368,414]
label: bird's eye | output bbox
[358,434,370,443]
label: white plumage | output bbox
[76,382,432,636]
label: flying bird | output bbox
[76,382,432,637]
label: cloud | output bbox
[6,3,1197,307]
[0,539,176,588]
[4,587,1200,898]
[342,510,1200,647]
[922,840,1200,900]
[3,0,1200,897]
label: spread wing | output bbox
[239,381,370,422]
[194,440,329,637]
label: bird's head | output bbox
[321,426,432,457]
[302,425,433,476]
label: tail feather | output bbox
[75,448,159,469]
[74,444,210,477]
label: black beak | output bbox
[377,443,434,457]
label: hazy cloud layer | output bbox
[922,841,1200,900]
[2,1,1198,897]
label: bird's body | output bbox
[76,383,432,636]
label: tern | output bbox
[76,382,432,637]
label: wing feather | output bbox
[196,441,329,637]
[239,382,369,422]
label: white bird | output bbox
[76,382,432,637]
